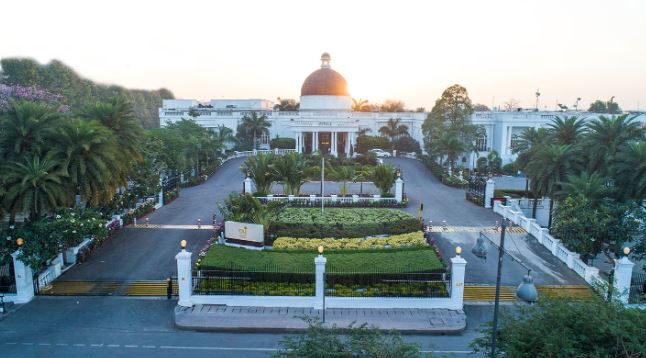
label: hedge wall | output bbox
[270,208,420,238]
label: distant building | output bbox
[159,53,645,166]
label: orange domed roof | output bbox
[300,53,349,97]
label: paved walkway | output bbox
[175,305,466,334]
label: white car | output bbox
[369,149,392,158]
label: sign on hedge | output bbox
[224,221,264,244]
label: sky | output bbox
[2,0,646,111]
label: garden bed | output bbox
[199,245,445,273]
[272,232,426,250]
[271,208,420,238]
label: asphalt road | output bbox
[0,297,499,357]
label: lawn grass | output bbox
[200,245,445,273]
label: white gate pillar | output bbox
[450,248,467,310]
[11,250,35,303]
[395,177,404,203]
[243,176,253,195]
[175,244,193,307]
[613,253,635,304]
[314,253,327,310]
[484,179,495,208]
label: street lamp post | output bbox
[490,219,507,358]
[321,155,325,213]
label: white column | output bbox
[175,248,193,307]
[613,255,635,304]
[344,132,351,157]
[11,250,35,303]
[312,131,317,152]
[450,253,467,310]
[395,177,404,203]
[484,179,495,208]
[300,132,304,153]
[243,176,253,194]
[294,132,300,153]
[314,254,327,310]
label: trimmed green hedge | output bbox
[200,245,445,273]
[270,208,420,238]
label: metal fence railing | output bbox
[192,266,314,297]
[325,265,450,298]
[629,272,646,304]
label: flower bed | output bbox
[122,201,156,226]
[272,232,426,251]
[163,188,180,204]
[271,208,420,239]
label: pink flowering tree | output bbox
[0,84,65,112]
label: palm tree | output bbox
[357,128,372,137]
[555,172,610,205]
[240,112,271,150]
[352,98,371,112]
[52,119,121,206]
[547,116,586,145]
[329,166,355,197]
[612,142,646,203]
[271,153,306,195]
[3,154,68,220]
[81,96,144,163]
[240,153,275,195]
[371,164,397,196]
[378,118,409,146]
[0,99,61,161]
[212,125,237,154]
[437,132,465,175]
[582,114,644,175]
[525,144,581,227]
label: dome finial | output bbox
[320,52,331,68]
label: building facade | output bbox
[159,53,645,166]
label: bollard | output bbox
[494,220,499,232]
[442,220,448,231]
[134,217,137,227]
[166,277,172,299]
[145,217,150,227]
[197,219,201,229]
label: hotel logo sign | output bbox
[224,221,264,244]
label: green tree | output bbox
[2,154,68,219]
[471,297,646,357]
[241,153,275,195]
[378,118,409,148]
[612,141,646,203]
[371,164,396,196]
[547,115,586,145]
[240,112,271,150]
[212,124,237,153]
[352,98,371,112]
[588,99,621,114]
[272,153,307,196]
[329,166,356,197]
[0,99,61,161]
[218,192,283,240]
[275,317,422,358]
[355,135,390,154]
[555,172,610,204]
[52,118,121,206]
[274,98,299,111]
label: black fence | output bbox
[466,176,487,206]
[0,262,16,294]
[192,266,314,296]
[325,265,450,298]
[629,272,646,304]
[162,174,180,192]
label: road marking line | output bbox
[107,344,120,348]
[125,344,139,348]
[421,350,473,354]
[56,343,68,346]
[160,346,279,351]
[22,343,34,345]
[5,342,17,345]
[142,345,156,348]
[73,343,86,347]
[90,344,104,347]
[38,343,51,346]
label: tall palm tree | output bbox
[81,96,144,163]
[3,154,68,220]
[555,172,610,205]
[437,132,465,174]
[271,153,306,196]
[0,99,61,161]
[547,115,586,145]
[582,114,644,175]
[240,112,271,150]
[352,98,371,112]
[371,164,397,196]
[52,119,121,206]
[240,153,275,196]
[612,141,646,203]
[378,118,409,145]
[525,144,581,227]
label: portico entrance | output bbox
[297,131,355,157]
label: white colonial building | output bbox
[160,53,645,166]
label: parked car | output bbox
[402,152,417,159]
[369,149,391,158]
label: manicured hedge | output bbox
[273,232,426,250]
[200,245,445,273]
[270,208,420,238]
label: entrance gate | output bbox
[466,176,487,206]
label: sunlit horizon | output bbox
[2,0,646,111]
